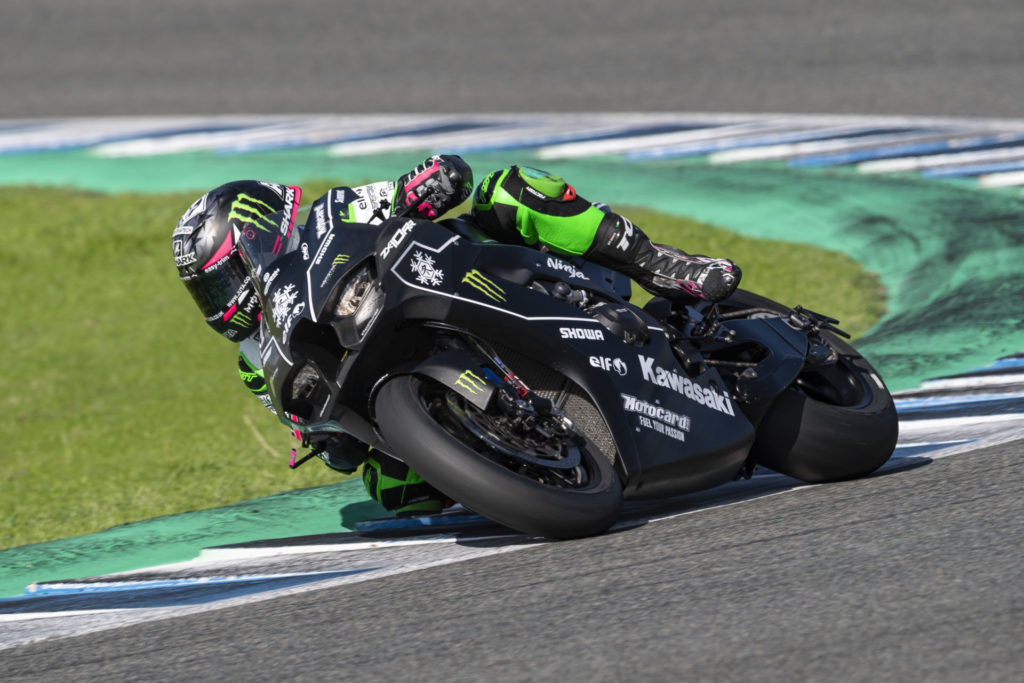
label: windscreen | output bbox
[233,204,307,283]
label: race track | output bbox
[4,445,1021,681]
[2,1,1023,680]
[3,0,1023,118]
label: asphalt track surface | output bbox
[4,446,1021,681]
[3,1,1023,680]
[2,0,1023,118]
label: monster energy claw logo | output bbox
[228,194,276,232]
[231,310,253,328]
[333,254,350,265]
[454,370,486,394]
[462,270,506,302]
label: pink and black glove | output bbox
[394,154,474,219]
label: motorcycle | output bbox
[236,187,899,539]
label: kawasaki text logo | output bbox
[455,370,486,394]
[463,270,506,302]
[637,354,735,416]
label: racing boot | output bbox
[585,214,741,302]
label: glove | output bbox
[315,433,370,474]
[394,154,474,219]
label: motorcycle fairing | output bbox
[375,220,756,498]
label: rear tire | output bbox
[723,291,899,483]
[375,376,623,539]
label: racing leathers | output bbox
[234,155,741,514]
[470,165,741,302]
[234,178,452,514]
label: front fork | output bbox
[433,331,572,438]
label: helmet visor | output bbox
[182,256,251,319]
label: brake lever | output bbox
[790,305,851,339]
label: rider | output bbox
[172,155,741,515]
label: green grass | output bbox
[0,186,884,549]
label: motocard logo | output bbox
[621,393,691,436]
[590,356,628,376]
[546,257,589,280]
[637,354,735,416]
[381,220,416,259]
[560,327,605,341]
[618,395,692,444]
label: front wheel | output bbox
[374,376,623,539]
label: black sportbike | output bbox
[237,189,898,539]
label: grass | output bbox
[0,185,884,549]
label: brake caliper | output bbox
[495,384,573,439]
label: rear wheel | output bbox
[375,376,623,539]
[721,290,899,482]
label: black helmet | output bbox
[172,180,297,340]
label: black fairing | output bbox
[235,199,786,499]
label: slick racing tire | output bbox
[375,376,623,539]
[723,290,899,483]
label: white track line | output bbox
[858,144,1024,174]
[979,170,1024,187]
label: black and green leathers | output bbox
[362,454,447,516]
[471,165,611,256]
[471,165,741,302]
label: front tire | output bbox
[375,376,623,539]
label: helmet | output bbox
[172,180,295,341]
